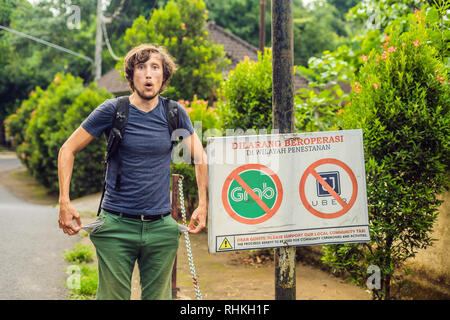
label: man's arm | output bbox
[58,126,95,235]
[182,132,208,234]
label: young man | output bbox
[57,44,207,300]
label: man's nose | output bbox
[145,66,153,78]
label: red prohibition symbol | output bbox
[222,164,283,225]
[299,158,358,219]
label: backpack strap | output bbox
[105,96,130,159]
[97,96,130,215]
[162,97,181,145]
[109,96,129,190]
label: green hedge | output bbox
[6,73,113,199]
[217,48,273,132]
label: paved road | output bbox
[0,155,80,299]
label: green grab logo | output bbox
[228,170,277,219]
[222,164,283,225]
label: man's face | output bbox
[133,53,164,100]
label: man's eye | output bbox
[152,65,160,70]
[137,65,144,70]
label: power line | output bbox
[101,18,121,61]
[0,24,94,64]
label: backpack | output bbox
[97,95,181,215]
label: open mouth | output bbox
[144,83,153,89]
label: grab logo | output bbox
[222,164,283,225]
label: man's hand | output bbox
[188,205,207,234]
[58,201,82,236]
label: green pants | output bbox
[89,209,180,300]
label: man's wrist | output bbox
[59,197,70,206]
[197,201,208,210]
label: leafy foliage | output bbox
[64,243,94,264]
[204,0,266,48]
[5,73,112,198]
[217,48,273,132]
[347,0,423,30]
[295,83,345,132]
[63,243,98,300]
[294,45,356,132]
[322,11,450,299]
[205,0,353,67]
[293,0,351,66]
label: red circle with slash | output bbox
[222,164,283,225]
[299,158,357,219]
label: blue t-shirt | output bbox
[81,96,194,216]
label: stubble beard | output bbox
[135,86,159,101]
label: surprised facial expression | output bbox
[133,54,164,101]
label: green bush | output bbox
[322,10,450,300]
[295,82,345,132]
[63,243,94,264]
[5,73,113,198]
[5,87,45,151]
[217,48,273,132]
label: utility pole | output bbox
[259,0,266,52]
[271,0,296,300]
[95,0,103,80]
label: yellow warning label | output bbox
[219,238,233,250]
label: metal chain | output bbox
[178,177,202,300]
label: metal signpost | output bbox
[271,0,296,300]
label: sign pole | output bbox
[271,0,296,300]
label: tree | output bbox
[204,0,265,48]
[322,10,450,299]
[0,0,98,144]
[328,0,360,17]
[122,0,229,101]
[347,0,423,31]
[205,0,352,67]
[293,0,351,66]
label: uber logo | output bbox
[316,171,341,197]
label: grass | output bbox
[64,243,94,264]
[63,242,98,300]
[68,265,98,300]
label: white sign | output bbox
[207,129,370,253]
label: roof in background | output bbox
[97,68,130,95]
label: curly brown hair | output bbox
[124,44,177,93]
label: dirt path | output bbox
[174,232,370,300]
